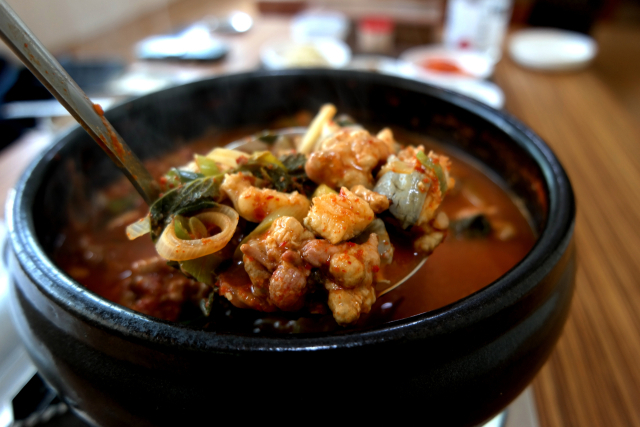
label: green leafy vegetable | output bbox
[180,254,224,285]
[165,168,204,184]
[150,175,225,241]
[279,153,316,196]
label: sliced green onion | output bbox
[416,151,448,196]
[311,184,338,199]
[189,216,208,239]
[165,168,203,184]
[174,215,192,240]
[200,290,216,316]
[250,151,286,170]
[195,154,221,176]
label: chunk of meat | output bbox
[414,230,445,254]
[304,187,375,244]
[218,264,277,312]
[240,216,315,311]
[305,129,395,189]
[302,233,380,325]
[120,256,209,321]
[221,172,310,222]
[242,255,270,298]
[325,281,376,326]
[351,185,390,214]
[242,216,315,270]
[269,260,308,311]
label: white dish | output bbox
[400,45,495,80]
[291,10,349,41]
[348,55,505,109]
[260,38,351,70]
[508,28,598,71]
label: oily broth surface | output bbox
[53,126,536,332]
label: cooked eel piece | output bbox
[240,216,315,311]
[302,234,380,325]
[220,172,310,223]
[304,187,375,244]
[305,128,395,189]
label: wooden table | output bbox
[494,45,640,427]
[2,2,640,425]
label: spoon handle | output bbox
[0,0,159,205]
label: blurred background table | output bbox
[1,1,640,426]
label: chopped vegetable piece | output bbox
[299,104,336,154]
[416,151,448,196]
[373,171,428,229]
[180,253,224,285]
[205,148,246,169]
[195,155,221,176]
[200,290,216,317]
[352,218,394,264]
[125,215,151,240]
[311,184,337,198]
[174,215,192,240]
[249,151,286,170]
[156,205,239,261]
[149,175,225,242]
[188,216,208,239]
[165,168,204,184]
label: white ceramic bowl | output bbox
[508,28,598,71]
[260,38,351,70]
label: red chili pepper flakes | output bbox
[372,265,380,273]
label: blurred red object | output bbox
[422,58,467,75]
[357,16,395,53]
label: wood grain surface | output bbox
[2,2,640,425]
[494,46,640,426]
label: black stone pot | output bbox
[6,70,575,426]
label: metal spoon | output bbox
[0,0,159,205]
